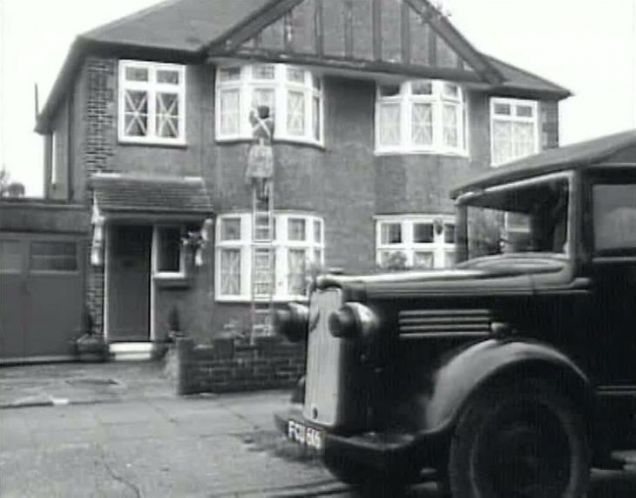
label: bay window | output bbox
[376,80,466,154]
[215,213,324,301]
[215,64,323,145]
[490,98,539,166]
[118,60,186,144]
[376,215,455,269]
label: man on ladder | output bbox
[245,105,274,200]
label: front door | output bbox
[107,225,151,342]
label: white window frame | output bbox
[152,225,186,279]
[375,80,467,156]
[490,97,540,167]
[215,212,325,302]
[375,214,455,269]
[118,60,186,145]
[215,64,323,146]
[50,133,58,186]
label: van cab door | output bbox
[587,172,636,387]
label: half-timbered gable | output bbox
[209,0,501,84]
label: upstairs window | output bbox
[215,64,323,145]
[375,80,466,155]
[491,98,539,166]
[118,60,186,145]
[376,215,455,269]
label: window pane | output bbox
[254,248,274,296]
[411,81,433,95]
[443,83,460,99]
[252,88,276,116]
[444,223,455,244]
[157,227,181,272]
[157,69,180,84]
[513,122,536,158]
[287,67,305,83]
[445,251,455,268]
[379,103,400,146]
[313,249,323,264]
[220,249,241,294]
[125,66,148,82]
[221,218,241,241]
[381,223,402,244]
[312,75,321,90]
[492,120,513,165]
[594,184,636,251]
[220,89,240,135]
[379,84,400,97]
[218,67,241,81]
[124,90,148,137]
[443,103,459,147]
[287,91,306,135]
[30,241,77,272]
[312,95,321,141]
[156,93,180,138]
[413,251,434,269]
[288,249,307,295]
[412,103,433,145]
[494,102,511,116]
[413,223,434,243]
[516,104,534,118]
[288,218,306,241]
[313,220,322,243]
[253,64,275,80]
[0,240,21,272]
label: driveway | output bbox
[1,362,636,497]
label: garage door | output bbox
[0,234,85,362]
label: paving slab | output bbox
[0,361,175,408]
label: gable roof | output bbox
[452,130,636,198]
[486,56,570,99]
[83,0,273,53]
[36,0,570,133]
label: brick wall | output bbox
[173,337,305,394]
[84,57,116,334]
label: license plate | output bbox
[287,420,324,450]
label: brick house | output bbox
[29,0,569,358]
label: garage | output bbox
[0,201,88,363]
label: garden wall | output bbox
[173,337,306,395]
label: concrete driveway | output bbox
[2,362,636,497]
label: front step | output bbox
[108,342,155,361]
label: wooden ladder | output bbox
[250,186,275,342]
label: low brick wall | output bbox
[174,337,306,395]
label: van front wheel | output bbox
[448,381,590,498]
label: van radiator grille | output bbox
[303,288,345,427]
[399,309,492,339]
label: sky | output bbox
[0,0,635,196]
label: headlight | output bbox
[273,303,309,342]
[328,303,379,339]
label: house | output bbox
[1,0,570,361]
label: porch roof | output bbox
[91,173,213,216]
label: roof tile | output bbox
[92,174,213,214]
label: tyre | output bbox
[448,381,590,498]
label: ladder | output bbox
[250,186,275,342]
